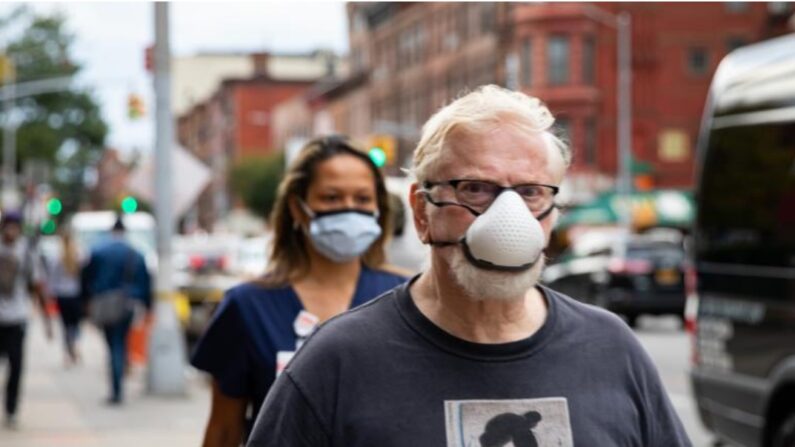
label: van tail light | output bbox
[608,258,653,275]
[217,255,228,272]
[189,255,205,271]
[684,263,700,365]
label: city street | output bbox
[1,315,209,447]
[2,312,717,446]
[635,316,713,446]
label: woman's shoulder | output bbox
[223,280,294,308]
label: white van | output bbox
[385,176,429,274]
[69,211,158,271]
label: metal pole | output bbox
[617,12,633,228]
[154,2,173,290]
[148,1,186,396]
[2,59,17,209]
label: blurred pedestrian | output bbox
[248,86,690,446]
[81,216,152,405]
[0,211,49,429]
[192,135,408,446]
[48,226,84,365]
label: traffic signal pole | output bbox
[2,58,17,209]
[147,1,186,396]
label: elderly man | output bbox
[248,85,690,446]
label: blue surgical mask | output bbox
[299,200,382,263]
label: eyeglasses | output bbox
[421,178,559,216]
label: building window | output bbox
[725,2,749,13]
[658,129,690,162]
[585,118,597,166]
[768,2,792,15]
[547,35,570,85]
[521,38,532,87]
[583,36,596,85]
[688,47,709,75]
[726,36,747,52]
[480,3,496,34]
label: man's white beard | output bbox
[448,247,545,301]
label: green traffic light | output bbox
[121,196,138,213]
[41,219,57,235]
[369,147,387,168]
[46,198,63,215]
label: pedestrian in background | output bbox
[0,211,49,429]
[192,135,408,447]
[48,226,84,365]
[81,216,152,405]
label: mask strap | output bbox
[535,203,557,221]
[421,192,482,216]
[427,237,461,247]
[297,198,315,219]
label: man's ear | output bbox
[409,183,430,244]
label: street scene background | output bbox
[2,2,795,446]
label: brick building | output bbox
[509,2,793,192]
[290,2,793,199]
[177,51,345,230]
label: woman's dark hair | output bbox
[260,135,392,286]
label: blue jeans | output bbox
[103,312,133,402]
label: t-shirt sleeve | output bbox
[634,345,692,446]
[191,292,251,398]
[247,371,331,447]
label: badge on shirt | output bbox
[444,397,573,447]
[276,310,320,377]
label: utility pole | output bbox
[147,1,186,396]
[616,12,633,229]
[2,55,17,209]
[583,6,634,228]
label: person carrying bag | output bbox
[81,216,152,405]
[88,250,136,326]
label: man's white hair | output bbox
[410,84,571,182]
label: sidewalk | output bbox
[1,315,210,447]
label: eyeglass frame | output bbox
[419,178,560,218]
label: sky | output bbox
[1,2,349,153]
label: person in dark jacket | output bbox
[81,216,152,405]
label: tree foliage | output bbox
[228,152,285,219]
[1,6,108,212]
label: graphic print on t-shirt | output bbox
[444,398,573,447]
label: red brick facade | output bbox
[342,2,792,192]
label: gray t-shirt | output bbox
[249,279,691,447]
[0,238,45,325]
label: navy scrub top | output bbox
[191,265,407,428]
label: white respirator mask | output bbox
[428,190,549,271]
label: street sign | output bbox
[127,145,211,219]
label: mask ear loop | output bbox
[297,198,316,219]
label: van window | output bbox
[697,120,795,268]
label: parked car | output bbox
[544,228,686,327]
[173,233,245,345]
[688,33,795,447]
[592,231,686,327]
[542,228,621,303]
